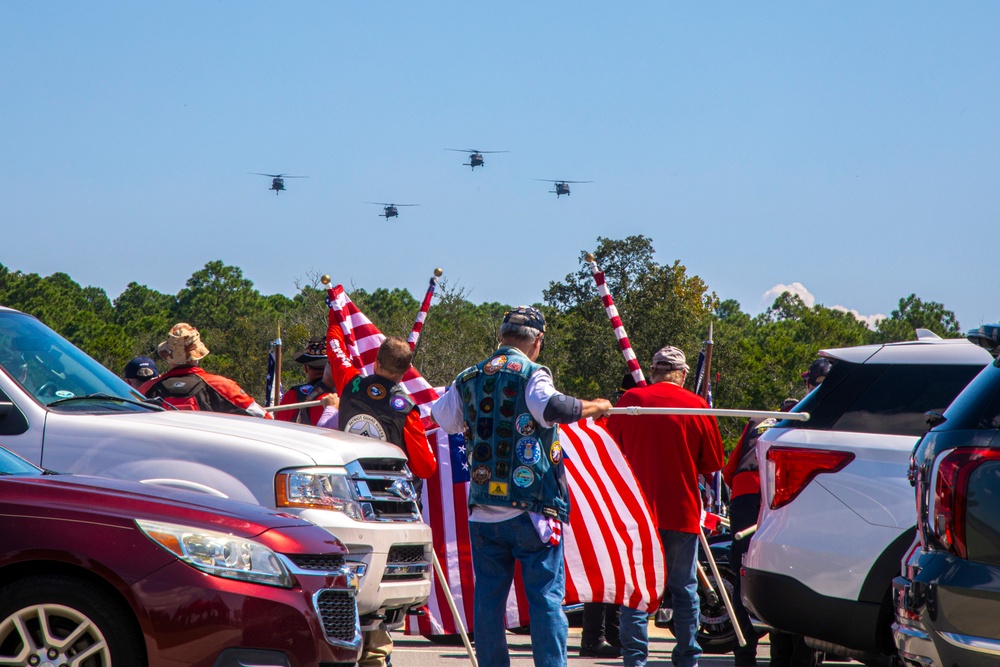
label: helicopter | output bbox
[251,173,308,194]
[535,179,593,197]
[366,202,419,220]
[446,149,509,170]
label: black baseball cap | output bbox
[124,356,159,380]
[802,358,832,386]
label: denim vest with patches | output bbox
[456,346,570,522]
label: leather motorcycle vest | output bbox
[291,380,332,425]
[457,346,569,522]
[338,374,412,449]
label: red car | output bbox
[0,443,361,667]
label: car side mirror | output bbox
[924,411,947,428]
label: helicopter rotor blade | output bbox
[251,173,282,177]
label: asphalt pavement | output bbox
[393,624,862,667]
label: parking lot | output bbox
[393,625,861,667]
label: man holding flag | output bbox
[607,345,724,667]
[432,306,612,667]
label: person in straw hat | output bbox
[140,322,269,418]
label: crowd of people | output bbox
[121,310,828,667]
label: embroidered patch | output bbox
[391,396,408,411]
[496,441,512,458]
[496,461,510,478]
[513,466,535,488]
[483,377,496,394]
[515,413,536,436]
[473,442,492,462]
[479,397,494,414]
[550,441,563,465]
[351,377,361,394]
[488,481,509,496]
[496,421,513,438]
[300,384,314,394]
[516,437,541,465]
[500,400,515,418]
[471,465,492,485]
[367,383,387,400]
[506,361,523,372]
[502,384,518,398]
[484,355,508,375]
[344,414,388,441]
[477,418,494,439]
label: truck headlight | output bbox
[275,467,363,520]
[136,520,293,588]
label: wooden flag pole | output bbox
[273,325,283,407]
[431,550,478,667]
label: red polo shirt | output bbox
[607,381,724,534]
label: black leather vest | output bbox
[338,374,413,450]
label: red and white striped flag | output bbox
[407,270,439,351]
[327,284,665,635]
[586,255,647,388]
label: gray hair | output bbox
[499,322,542,345]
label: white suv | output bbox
[742,333,992,664]
[0,306,431,632]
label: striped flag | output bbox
[326,284,665,635]
[407,271,439,351]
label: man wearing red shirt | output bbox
[606,346,724,667]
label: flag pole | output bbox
[697,323,714,401]
[606,406,810,421]
[265,399,322,413]
[409,268,441,355]
[431,551,479,667]
[273,325,282,407]
[585,253,647,387]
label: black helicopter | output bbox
[252,173,307,194]
[535,179,593,197]
[366,202,419,220]
[446,149,509,170]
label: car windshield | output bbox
[0,311,153,411]
[0,445,43,476]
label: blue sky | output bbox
[4,3,998,330]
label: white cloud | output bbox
[763,282,886,330]
[831,305,887,330]
[762,282,815,308]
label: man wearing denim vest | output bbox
[433,306,611,667]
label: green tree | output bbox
[875,294,962,341]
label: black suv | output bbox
[894,326,1000,667]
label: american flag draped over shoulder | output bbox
[327,284,665,635]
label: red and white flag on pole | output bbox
[407,270,440,351]
[327,284,664,635]
[586,255,647,388]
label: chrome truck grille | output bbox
[346,459,422,522]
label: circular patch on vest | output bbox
[473,442,492,462]
[515,413,536,436]
[367,383,387,400]
[550,441,563,465]
[344,414,388,441]
[479,397,494,414]
[390,396,408,411]
[516,437,541,465]
[484,355,507,375]
[512,466,535,488]
[471,465,492,485]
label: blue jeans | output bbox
[620,530,701,667]
[469,514,568,667]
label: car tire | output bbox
[0,574,146,667]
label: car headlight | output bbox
[136,520,293,588]
[275,467,363,520]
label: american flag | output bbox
[326,284,665,634]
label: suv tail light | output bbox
[931,448,1000,558]
[766,446,855,510]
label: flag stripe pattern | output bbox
[327,284,664,636]
[407,274,439,351]
[586,258,647,388]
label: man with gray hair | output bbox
[433,306,612,667]
[607,345,724,667]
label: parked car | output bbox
[893,325,1000,667]
[0,441,361,667]
[0,306,431,632]
[742,332,992,664]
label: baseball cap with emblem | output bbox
[502,306,546,332]
[651,345,689,372]
[802,357,832,386]
[124,356,159,380]
[294,337,328,369]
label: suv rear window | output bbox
[785,363,982,437]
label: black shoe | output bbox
[579,641,621,658]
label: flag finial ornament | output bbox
[320,274,331,285]
[584,252,595,263]
[434,268,443,277]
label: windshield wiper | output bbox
[47,393,162,411]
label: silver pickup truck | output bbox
[0,306,432,632]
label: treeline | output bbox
[0,236,965,445]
